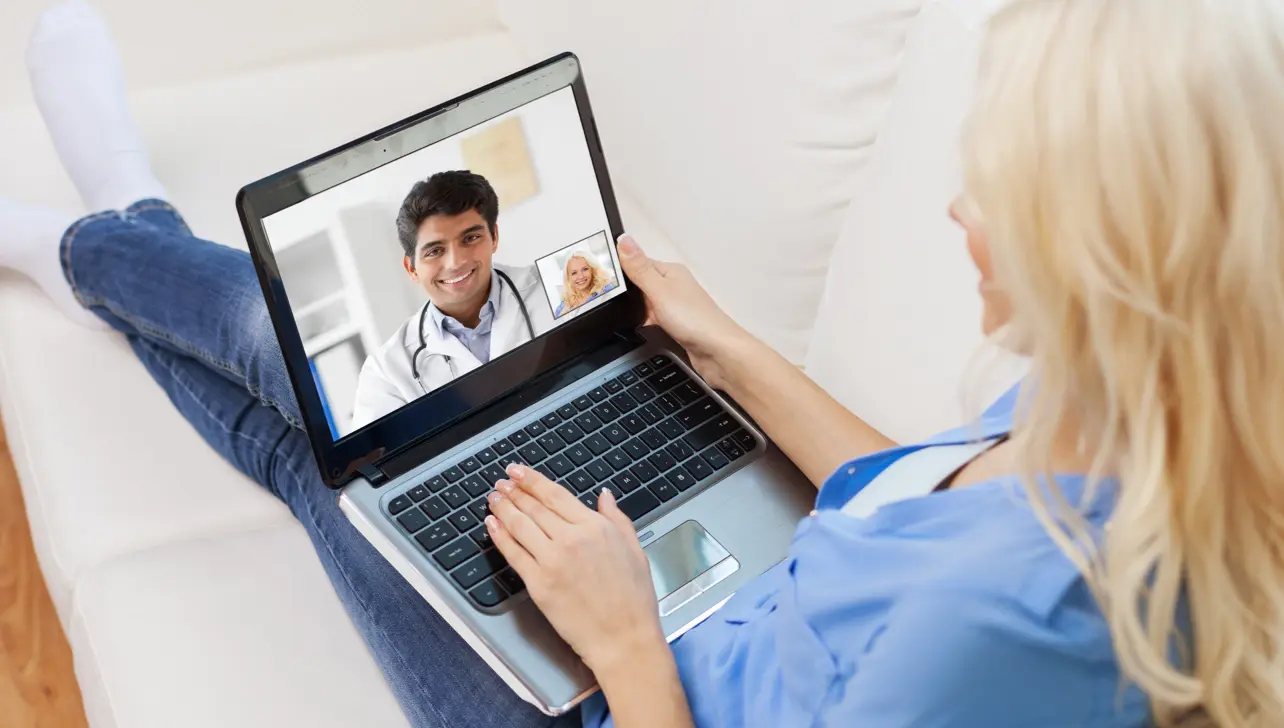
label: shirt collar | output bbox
[427,269,500,340]
[814,382,1022,512]
[813,380,1120,521]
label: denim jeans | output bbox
[61,199,581,728]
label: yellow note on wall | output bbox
[461,116,540,208]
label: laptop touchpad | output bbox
[645,521,740,617]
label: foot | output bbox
[0,197,108,330]
[26,0,167,213]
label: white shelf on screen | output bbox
[303,323,363,358]
[294,290,349,320]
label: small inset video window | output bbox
[535,231,623,320]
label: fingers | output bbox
[485,514,538,576]
[506,463,591,523]
[617,234,664,291]
[487,488,552,560]
[597,487,639,540]
[493,476,570,537]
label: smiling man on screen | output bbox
[350,171,549,428]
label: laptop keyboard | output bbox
[383,353,757,610]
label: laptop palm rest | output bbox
[646,520,740,617]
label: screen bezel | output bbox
[235,53,644,488]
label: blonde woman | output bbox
[554,251,617,317]
[4,0,1281,726]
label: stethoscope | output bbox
[410,269,537,393]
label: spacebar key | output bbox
[685,415,740,451]
[617,489,661,523]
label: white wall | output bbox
[484,88,612,268]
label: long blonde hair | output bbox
[561,253,612,309]
[964,1,1284,725]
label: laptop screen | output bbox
[260,85,626,441]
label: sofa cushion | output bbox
[69,525,409,728]
[0,274,297,619]
[0,0,502,110]
[498,0,925,363]
[803,0,1025,444]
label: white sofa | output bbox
[0,1,1019,726]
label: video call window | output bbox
[535,231,622,320]
[260,87,625,440]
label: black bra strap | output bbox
[933,434,1010,493]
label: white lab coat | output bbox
[350,263,553,428]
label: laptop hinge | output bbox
[356,463,389,487]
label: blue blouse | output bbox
[582,385,1151,727]
[554,283,617,317]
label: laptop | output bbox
[236,53,814,715]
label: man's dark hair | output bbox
[395,170,499,261]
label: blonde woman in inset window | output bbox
[554,252,617,317]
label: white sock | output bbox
[26,0,167,213]
[0,197,108,330]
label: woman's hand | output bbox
[485,462,667,676]
[617,234,748,390]
[616,235,896,487]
